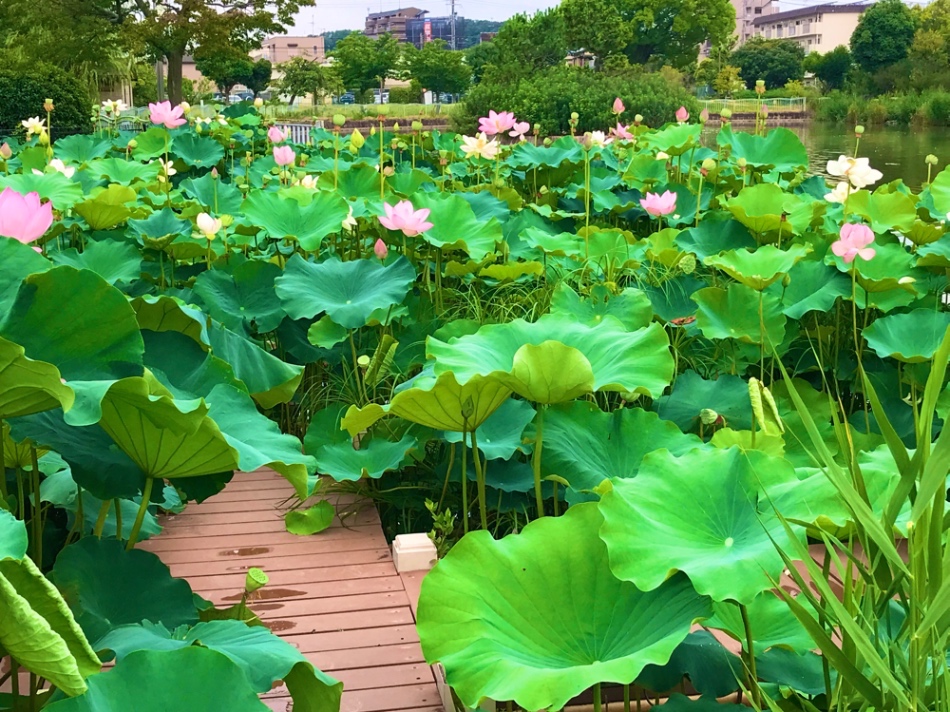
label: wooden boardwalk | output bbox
[139,469,442,712]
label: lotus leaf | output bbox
[506,136,584,169]
[96,620,342,711]
[771,259,850,319]
[409,191,502,260]
[847,190,917,234]
[52,537,198,643]
[172,133,225,167]
[724,184,813,236]
[548,283,654,331]
[598,446,802,604]
[0,510,28,559]
[54,135,113,164]
[442,398,535,460]
[193,260,285,333]
[755,648,828,695]
[656,370,753,431]
[72,185,137,230]
[285,500,336,535]
[0,335,74,419]
[43,647,269,711]
[126,207,193,243]
[717,127,808,172]
[241,190,350,249]
[427,314,673,403]
[417,502,711,710]
[693,283,786,345]
[0,172,84,210]
[305,406,415,481]
[0,239,51,314]
[863,309,950,363]
[180,173,243,214]
[51,239,142,285]
[706,592,817,653]
[641,124,702,155]
[637,631,742,697]
[678,215,756,259]
[705,244,810,291]
[130,127,170,160]
[85,159,160,186]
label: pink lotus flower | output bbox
[273,145,296,167]
[478,110,517,136]
[268,126,287,143]
[0,143,10,160]
[675,106,689,124]
[610,123,634,141]
[374,238,388,260]
[148,100,186,129]
[0,188,53,246]
[509,121,530,139]
[378,200,433,237]
[640,190,677,217]
[832,223,876,264]
[612,97,625,115]
[699,108,710,123]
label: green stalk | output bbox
[114,499,123,540]
[739,603,761,708]
[470,429,488,530]
[11,662,19,712]
[92,499,111,539]
[593,682,602,712]
[624,684,631,712]
[0,418,7,501]
[29,447,41,566]
[532,405,546,517]
[126,476,154,550]
[460,432,469,535]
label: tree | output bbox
[331,31,401,95]
[129,0,314,105]
[246,58,272,96]
[465,41,499,84]
[274,56,340,104]
[479,9,567,82]
[561,0,633,64]
[194,48,254,98]
[811,45,852,91]
[731,37,805,89]
[851,0,916,74]
[460,19,503,50]
[713,65,744,96]
[405,40,471,100]
[321,29,355,52]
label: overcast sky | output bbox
[290,0,560,34]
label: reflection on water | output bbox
[708,123,950,190]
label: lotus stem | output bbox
[114,498,122,540]
[127,476,155,551]
[15,465,24,521]
[460,431,469,535]
[11,661,18,712]
[30,447,41,566]
[93,499,111,539]
[593,682,602,712]
[0,418,6,501]
[470,429,488,531]
[623,684,630,712]
[739,603,761,708]
[532,405,546,517]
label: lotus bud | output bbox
[634,114,643,125]
[760,104,768,117]
[127,139,137,150]
[720,108,732,120]
[350,128,365,150]
[333,113,346,127]
[699,408,719,425]
[656,151,669,161]
[422,131,430,138]
[374,238,388,260]
[699,108,710,123]
[383,166,394,176]
[245,567,268,594]
[782,273,792,288]
[211,167,219,179]
[701,158,716,172]
[38,131,50,147]
[195,122,203,133]
[411,120,423,132]
[533,123,541,134]
[0,143,11,160]
[539,185,549,195]
[393,122,401,133]
[543,138,552,147]
[44,98,54,112]
[926,154,939,166]
[854,125,865,135]
[180,101,190,113]
[737,157,748,170]
[254,97,264,108]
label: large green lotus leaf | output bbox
[506,136,584,169]
[716,126,808,172]
[443,398,535,461]
[205,384,312,498]
[285,500,335,535]
[428,315,673,403]
[0,335,74,419]
[548,283,653,331]
[598,447,802,604]
[519,227,582,256]
[97,376,239,479]
[126,207,192,243]
[637,631,741,697]
[417,503,712,711]
[54,135,114,164]
[692,283,786,345]
[305,406,415,481]
[72,185,136,230]
[43,647,269,712]
[193,260,285,333]
[704,244,810,291]
[847,190,916,233]
[51,239,142,285]
[130,126,170,161]
[755,649,828,696]
[143,330,237,401]
[705,592,816,653]
[678,215,756,259]
[863,309,950,363]
[171,133,224,167]
[96,621,342,712]
[0,239,51,314]
[179,173,243,214]
[925,164,950,216]
[241,190,349,250]
[641,124,702,156]
[0,510,28,559]
[542,401,702,499]
[0,172,84,210]
[276,255,415,330]
[0,555,101,696]
[0,266,144,425]
[657,694,747,712]
[771,259,850,319]
[621,153,668,186]
[318,162,381,202]
[85,158,160,186]
[342,371,512,435]
[724,184,811,236]
[410,192,502,260]
[52,537,198,644]
[829,241,916,291]
[656,371,752,431]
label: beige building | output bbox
[252,35,326,64]
[364,7,425,42]
[700,0,775,58]
[752,3,867,53]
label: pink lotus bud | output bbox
[374,238,388,260]
[273,145,295,167]
[612,97,625,115]
[268,126,288,143]
[675,106,689,124]
[210,167,219,179]
[700,108,709,123]
[0,143,10,160]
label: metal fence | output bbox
[699,97,808,115]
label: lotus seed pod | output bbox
[570,112,579,121]
[220,215,234,228]
[245,567,269,593]
[634,114,643,124]
[926,154,939,165]
[127,139,137,149]
[357,355,370,368]
[543,138,552,147]
[701,158,716,172]
[44,98,54,112]
[699,409,719,425]
[720,108,732,119]
[854,125,865,135]
[411,120,423,131]
[332,114,346,127]
[679,253,697,274]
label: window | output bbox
[288,43,298,47]
[803,21,811,32]
[765,27,772,37]
[808,39,813,44]
[776,24,783,36]
[788,24,795,36]
[754,7,762,13]
[817,34,822,44]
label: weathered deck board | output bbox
[138,469,441,712]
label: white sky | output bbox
[290,0,560,33]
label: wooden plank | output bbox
[267,684,442,712]
[143,525,384,553]
[154,508,379,537]
[248,591,410,619]
[260,607,415,635]
[264,663,434,697]
[145,532,389,565]
[167,547,393,578]
[307,643,426,672]
[205,577,406,605]
[185,562,398,595]
[279,624,420,653]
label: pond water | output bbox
[712,123,950,190]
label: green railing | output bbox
[699,97,808,115]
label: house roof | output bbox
[752,2,867,26]
[366,7,425,19]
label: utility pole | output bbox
[450,0,456,49]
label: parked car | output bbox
[337,93,356,104]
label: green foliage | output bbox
[0,65,91,139]
[811,45,852,91]
[274,56,338,104]
[476,9,567,83]
[404,40,471,98]
[731,37,805,89]
[195,48,255,97]
[331,31,401,95]
[851,0,917,74]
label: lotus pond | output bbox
[1,101,950,712]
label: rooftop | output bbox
[752,2,868,25]
[366,7,425,20]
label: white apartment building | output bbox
[751,3,866,53]
[700,0,775,58]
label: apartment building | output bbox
[253,35,326,64]
[751,3,867,53]
[364,7,426,42]
[700,0,775,58]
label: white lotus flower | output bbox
[196,212,221,239]
[21,116,45,138]
[342,206,357,231]
[826,155,883,189]
[824,181,850,204]
[656,151,669,161]
[460,132,499,161]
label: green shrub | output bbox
[389,86,422,104]
[814,91,853,122]
[454,66,699,134]
[0,64,92,139]
[921,91,950,125]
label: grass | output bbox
[262,103,457,121]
